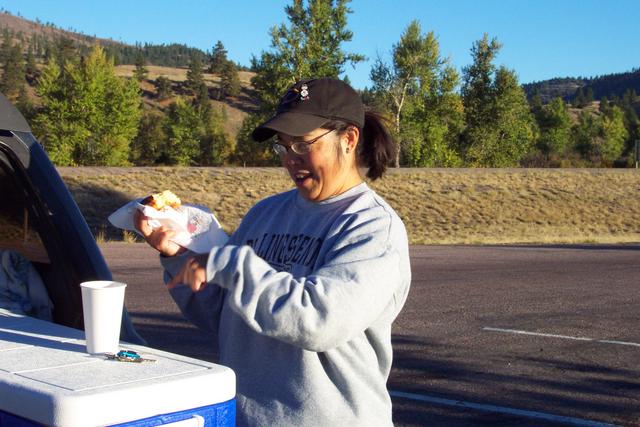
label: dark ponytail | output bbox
[324,110,395,180]
[358,111,395,180]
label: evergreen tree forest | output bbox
[0,3,638,168]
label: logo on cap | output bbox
[300,84,309,101]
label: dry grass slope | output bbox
[57,167,640,245]
[113,66,257,140]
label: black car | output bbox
[0,93,143,344]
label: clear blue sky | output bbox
[2,0,639,89]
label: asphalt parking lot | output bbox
[102,243,640,426]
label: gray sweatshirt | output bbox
[161,183,411,426]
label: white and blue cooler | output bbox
[0,309,235,427]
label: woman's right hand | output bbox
[133,210,186,257]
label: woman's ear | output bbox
[344,126,360,154]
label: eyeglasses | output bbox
[272,129,335,156]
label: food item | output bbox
[141,190,182,211]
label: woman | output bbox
[136,77,411,426]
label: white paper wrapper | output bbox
[108,199,229,254]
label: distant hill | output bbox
[586,69,640,100]
[113,65,258,138]
[524,68,640,104]
[522,78,586,104]
[0,11,258,139]
[0,11,210,68]
[0,11,124,49]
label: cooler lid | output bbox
[0,310,235,427]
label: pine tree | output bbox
[0,29,12,64]
[585,87,594,105]
[529,89,543,116]
[219,60,240,99]
[25,44,38,80]
[186,54,205,95]
[130,110,166,165]
[155,75,172,99]
[209,40,228,74]
[0,43,26,100]
[53,36,76,69]
[33,58,73,165]
[461,34,501,129]
[533,97,572,159]
[43,39,54,62]
[193,81,210,116]
[33,46,141,166]
[133,51,148,81]
[461,34,535,167]
[28,34,38,57]
[73,47,141,165]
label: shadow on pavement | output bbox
[389,333,639,426]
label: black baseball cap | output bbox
[252,77,365,142]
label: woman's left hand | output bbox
[167,254,209,292]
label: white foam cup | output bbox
[80,281,127,354]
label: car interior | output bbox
[0,146,79,326]
[0,93,143,344]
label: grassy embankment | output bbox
[58,167,640,245]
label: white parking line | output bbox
[483,327,640,348]
[389,390,617,427]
